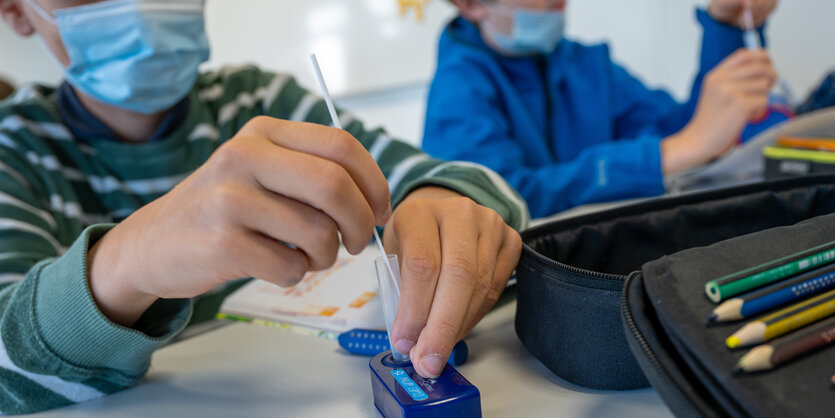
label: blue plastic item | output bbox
[369,351,481,418]
[740,264,835,318]
[339,329,468,367]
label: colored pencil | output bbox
[777,136,835,152]
[705,240,835,303]
[708,263,835,322]
[726,288,835,348]
[735,315,835,372]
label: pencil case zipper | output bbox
[521,242,625,289]
[620,271,709,417]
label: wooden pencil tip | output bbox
[707,313,718,323]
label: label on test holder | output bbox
[391,370,429,401]
[369,352,481,418]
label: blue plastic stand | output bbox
[369,351,481,418]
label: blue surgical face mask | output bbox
[483,4,566,55]
[26,0,210,114]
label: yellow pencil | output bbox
[726,288,835,349]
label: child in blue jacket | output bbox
[424,0,780,217]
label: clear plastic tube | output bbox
[741,7,796,108]
[375,254,409,362]
[742,7,761,50]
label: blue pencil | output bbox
[708,262,835,322]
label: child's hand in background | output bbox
[709,0,778,28]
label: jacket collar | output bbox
[444,16,572,84]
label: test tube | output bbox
[742,7,761,50]
[375,254,409,362]
[740,8,797,107]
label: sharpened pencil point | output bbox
[707,313,718,323]
[726,336,741,349]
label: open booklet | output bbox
[218,246,387,339]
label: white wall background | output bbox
[1,0,833,145]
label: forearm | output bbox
[507,137,666,217]
[0,225,191,413]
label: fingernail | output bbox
[394,339,415,355]
[382,202,392,223]
[418,354,444,378]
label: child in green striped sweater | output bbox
[0,0,529,413]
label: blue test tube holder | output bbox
[369,351,481,418]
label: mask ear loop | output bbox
[480,2,512,35]
[23,0,58,25]
[22,0,70,70]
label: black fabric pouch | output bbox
[515,175,835,415]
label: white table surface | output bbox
[30,300,672,418]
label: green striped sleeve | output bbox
[0,125,192,413]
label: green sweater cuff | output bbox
[395,164,530,231]
[34,224,192,376]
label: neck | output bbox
[75,89,169,143]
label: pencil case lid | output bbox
[632,210,835,417]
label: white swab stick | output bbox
[309,53,400,295]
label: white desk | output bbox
[31,300,672,417]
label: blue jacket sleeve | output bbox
[611,9,759,139]
[683,9,763,118]
[423,67,665,218]
[609,62,689,139]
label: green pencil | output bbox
[705,240,835,303]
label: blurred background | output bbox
[1,0,833,145]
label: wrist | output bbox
[402,186,464,202]
[88,224,158,327]
[661,129,709,175]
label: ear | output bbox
[0,0,36,37]
[451,0,489,23]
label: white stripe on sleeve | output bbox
[217,74,291,125]
[0,190,56,230]
[386,154,431,194]
[368,134,392,161]
[0,218,64,253]
[0,337,105,403]
[424,161,530,229]
[0,273,23,284]
[289,94,320,122]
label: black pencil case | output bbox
[515,174,835,416]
